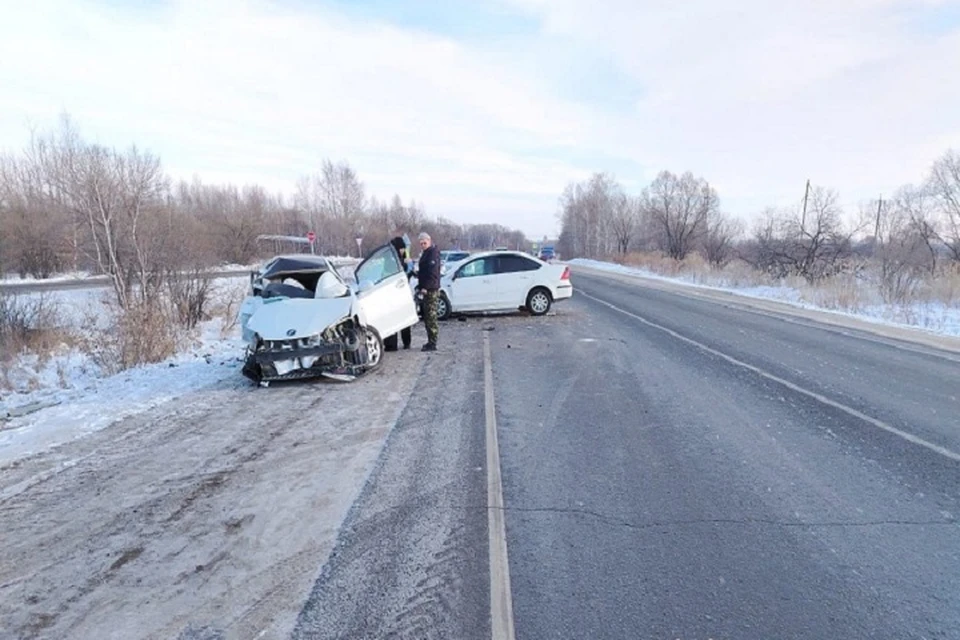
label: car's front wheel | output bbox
[436,292,452,321]
[526,287,552,316]
[364,327,384,371]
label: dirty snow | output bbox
[0,350,426,639]
[0,261,361,467]
[0,279,248,461]
[570,258,960,338]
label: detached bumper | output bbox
[244,340,357,383]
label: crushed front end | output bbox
[242,318,373,383]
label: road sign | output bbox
[306,231,316,243]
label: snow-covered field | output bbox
[1,278,249,447]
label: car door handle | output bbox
[396,280,406,289]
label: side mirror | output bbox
[357,279,375,293]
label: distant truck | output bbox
[538,245,556,261]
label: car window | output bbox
[355,245,402,284]
[497,255,541,273]
[457,257,494,278]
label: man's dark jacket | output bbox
[417,244,441,290]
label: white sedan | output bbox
[238,243,419,383]
[431,250,573,319]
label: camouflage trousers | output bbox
[421,289,439,345]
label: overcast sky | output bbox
[1,0,959,238]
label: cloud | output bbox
[0,0,602,236]
[1,0,959,237]
[506,0,960,208]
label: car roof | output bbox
[461,250,544,262]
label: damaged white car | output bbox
[237,244,419,384]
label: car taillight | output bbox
[561,266,570,280]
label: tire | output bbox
[383,333,399,351]
[526,287,552,316]
[436,292,452,321]
[363,327,384,371]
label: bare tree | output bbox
[610,192,638,255]
[701,214,743,267]
[872,188,938,302]
[893,184,940,275]
[747,186,860,282]
[557,173,621,258]
[927,149,960,262]
[295,159,366,255]
[0,152,68,278]
[640,171,718,260]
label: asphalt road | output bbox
[294,269,960,639]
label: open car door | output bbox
[354,244,419,338]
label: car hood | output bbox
[245,297,355,341]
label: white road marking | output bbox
[580,290,960,463]
[483,332,517,640]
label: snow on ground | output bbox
[0,264,368,465]
[570,258,960,338]
[0,324,244,467]
[0,345,426,640]
[0,278,248,465]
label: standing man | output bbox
[416,232,441,351]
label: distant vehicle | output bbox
[538,246,556,261]
[425,250,573,319]
[494,246,509,251]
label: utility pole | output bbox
[801,179,810,233]
[874,194,883,244]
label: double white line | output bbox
[483,332,517,640]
